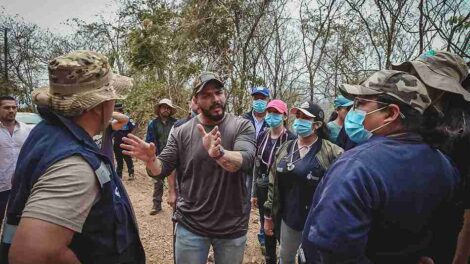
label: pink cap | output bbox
[266,99,288,114]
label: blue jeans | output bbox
[175,224,247,264]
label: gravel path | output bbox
[123,162,265,264]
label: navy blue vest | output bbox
[3,108,145,264]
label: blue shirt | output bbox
[277,139,323,231]
[302,134,460,263]
[252,112,266,138]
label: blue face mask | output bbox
[265,113,283,128]
[292,118,314,137]
[253,99,268,113]
[344,106,390,144]
[344,110,372,144]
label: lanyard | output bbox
[258,128,286,168]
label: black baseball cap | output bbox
[290,101,325,122]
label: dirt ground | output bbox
[123,162,265,264]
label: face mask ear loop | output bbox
[369,121,391,134]
[366,106,395,134]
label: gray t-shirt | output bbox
[158,113,256,238]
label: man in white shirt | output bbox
[0,95,32,225]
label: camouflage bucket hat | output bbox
[340,70,431,114]
[192,71,224,96]
[391,50,470,101]
[32,50,133,117]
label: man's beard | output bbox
[201,103,225,122]
[2,113,15,122]
[160,111,170,118]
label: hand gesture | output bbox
[121,133,157,167]
[167,189,177,210]
[197,124,222,158]
[264,218,274,236]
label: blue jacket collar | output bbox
[38,106,101,152]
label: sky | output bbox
[0,0,118,34]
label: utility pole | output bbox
[3,27,8,82]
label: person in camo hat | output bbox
[392,50,470,264]
[0,50,145,263]
[299,70,460,263]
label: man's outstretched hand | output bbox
[121,133,157,167]
[197,124,222,158]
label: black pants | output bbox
[0,190,11,264]
[113,144,134,178]
[152,179,163,209]
[256,184,277,264]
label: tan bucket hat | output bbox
[155,98,176,115]
[391,50,470,101]
[32,50,133,117]
[340,70,431,114]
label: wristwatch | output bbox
[214,146,225,160]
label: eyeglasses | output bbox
[352,97,388,111]
[353,97,405,119]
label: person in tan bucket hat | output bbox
[146,98,177,215]
[1,50,145,263]
[391,50,470,264]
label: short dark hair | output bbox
[420,93,470,188]
[376,94,423,133]
[317,122,330,140]
[0,95,16,106]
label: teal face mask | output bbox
[265,113,283,128]
[253,100,268,113]
[344,106,391,144]
[344,110,372,144]
[292,118,314,137]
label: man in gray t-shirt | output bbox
[122,71,255,264]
